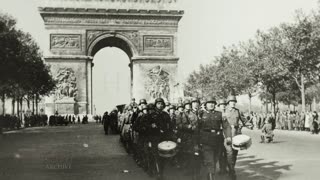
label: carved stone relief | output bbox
[145,66,170,101]
[143,35,173,51]
[51,34,81,49]
[54,68,78,101]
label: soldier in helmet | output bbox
[139,99,148,111]
[199,97,232,180]
[164,102,171,112]
[224,95,246,180]
[181,98,202,179]
[147,98,173,180]
[133,104,150,170]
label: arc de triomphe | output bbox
[38,0,183,115]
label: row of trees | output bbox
[185,10,320,118]
[0,12,55,115]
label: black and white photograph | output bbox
[1,0,320,180]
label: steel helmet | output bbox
[205,97,217,105]
[139,99,147,105]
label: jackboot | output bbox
[207,173,215,180]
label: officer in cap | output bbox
[199,97,232,180]
[147,98,173,180]
[217,99,228,174]
[224,95,246,180]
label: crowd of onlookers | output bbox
[0,113,93,132]
[244,111,320,134]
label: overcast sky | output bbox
[0,0,319,114]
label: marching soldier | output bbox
[182,97,202,180]
[133,104,149,170]
[199,97,232,180]
[147,98,173,180]
[224,95,246,180]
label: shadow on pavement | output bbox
[236,154,292,180]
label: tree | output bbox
[280,10,320,113]
[251,28,290,118]
[0,12,56,115]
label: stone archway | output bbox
[38,0,183,115]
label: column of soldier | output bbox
[118,95,248,180]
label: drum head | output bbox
[232,134,252,150]
[158,141,177,151]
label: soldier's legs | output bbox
[219,146,227,174]
[203,145,221,177]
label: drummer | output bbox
[199,97,232,180]
[224,95,247,180]
[147,98,173,180]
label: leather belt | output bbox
[202,129,222,134]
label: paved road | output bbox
[0,124,319,180]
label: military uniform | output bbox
[224,95,246,179]
[133,104,149,170]
[199,97,231,180]
[147,98,173,180]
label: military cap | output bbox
[141,104,148,110]
[217,99,227,106]
[132,98,135,101]
[165,102,171,106]
[155,98,165,105]
[168,105,176,110]
[205,97,217,104]
[147,103,155,110]
[227,95,237,103]
[139,99,147,105]
[177,103,184,109]
[184,99,191,106]
[191,97,200,103]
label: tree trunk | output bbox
[32,95,35,115]
[293,105,296,112]
[301,74,306,113]
[312,97,316,111]
[248,93,252,113]
[272,92,277,120]
[36,94,38,115]
[27,97,30,109]
[17,96,20,118]
[12,98,15,115]
[288,104,290,110]
[265,102,268,113]
[1,93,5,115]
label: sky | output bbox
[0,0,319,114]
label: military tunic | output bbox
[199,110,231,174]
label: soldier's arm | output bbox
[239,110,246,126]
[222,115,232,138]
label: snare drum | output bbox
[158,141,177,158]
[232,134,252,151]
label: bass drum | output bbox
[158,141,177,158]
[232,134,252,151]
